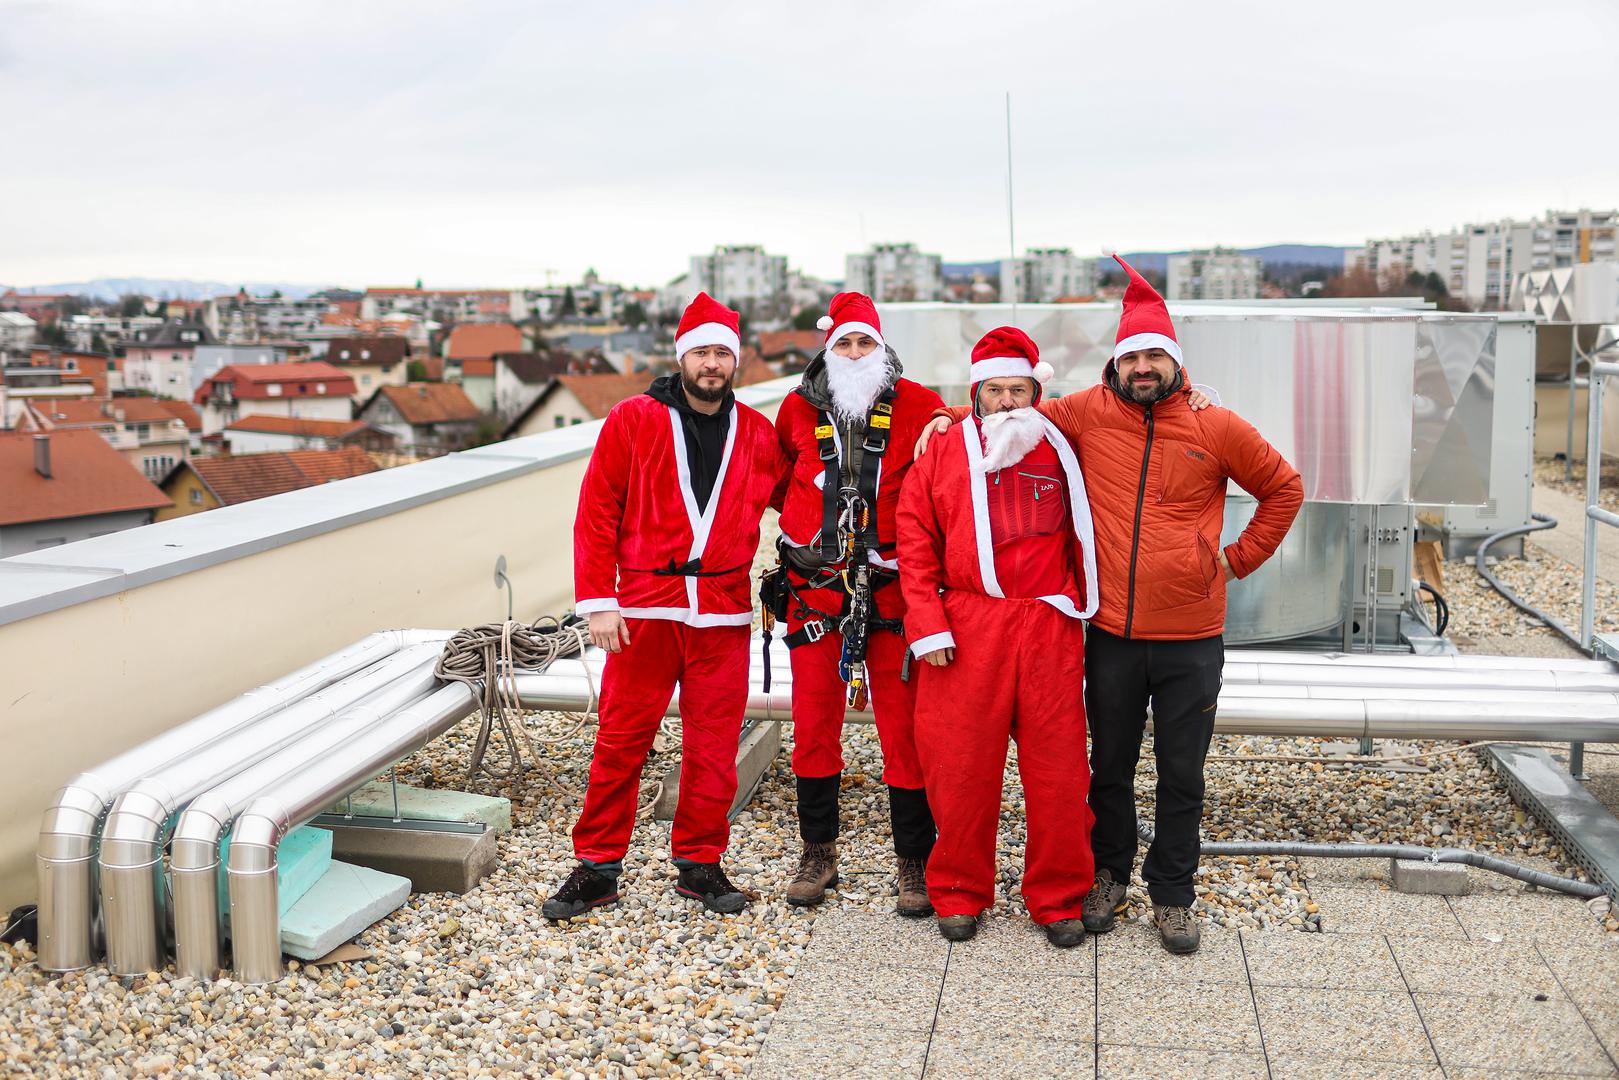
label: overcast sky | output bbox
[3,0,1616,290]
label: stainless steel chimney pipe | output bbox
[36,630,438,972]
[169,669,441,980]
[98,641,446,975]
[227,682,477,984]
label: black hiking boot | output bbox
[675,862,747,914]
[542,863,619,920]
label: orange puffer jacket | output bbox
[946,367,1303,640]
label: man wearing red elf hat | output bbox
[896,326,1100,945]
[545,292,788,919]
[917,256,1302,954]
[770,291,945,914]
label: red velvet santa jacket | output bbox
[574,390,786,626]
[776,374,945,570]
[896,414,1100,657]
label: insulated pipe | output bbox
[98,642,447,976]
[170,672,441,981]
[36,629,441,973]
[227,682,477,984]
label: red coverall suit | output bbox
[896,414,1101,922]
[572,389,786,865]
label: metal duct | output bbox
[170,671,441,980]
[97,642,446,976]
[35,629,442,973]
[227,682,477,984]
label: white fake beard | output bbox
[977,407,1048,473]
[824,347,895,424]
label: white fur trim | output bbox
[665,403,739,618]
[816,314,833,331]
[910,631,955,657]
[1099,246,1117,257]
[969,355,1036,383]
[960,418,1005,600]
[617,605,753,627]
[826,321,883,349]
[1113,331,1183,367]
[674,322,740,362]
[575,597,620,615]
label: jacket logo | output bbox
[1186,449,1207,462]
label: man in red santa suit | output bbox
[897,327,1100,944]
[773,291,945,914]
[545,292,787,919]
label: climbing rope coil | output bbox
[434,615,676,818]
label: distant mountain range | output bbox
[944,244,1349,278]
[0,278,333,300]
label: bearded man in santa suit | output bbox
[896,327,1100,945]
[544,292,787,919]
[773,291,945,914]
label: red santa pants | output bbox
[914,592,1093,924]
[572,618,750,865]
[786,581,924,789]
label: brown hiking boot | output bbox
[937,914,977,941]
[1081,869,1127,933]
[785,841,838,907]
[1044,918,1087,949]
[1152,903,1201,955]
[895,857,932,917]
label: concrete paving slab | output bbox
[1416,991,1617,1075]
[1240,930,1403,991]
[1571,997,1619,1068]
[925,1033,1093,1078]
[279,861,410,961]
[751,1018,928,1080]
[1390,936,1566,998]
[1299,856,1392,891]
[943,915,1093,979]
[794,908,948,973]
[1095,980,1261,1054]
[1094,1046,1266,1079]
[1095,921,1246,986]
[1448,1071,1614,1080]
[934,971,1094,1044]
[1535,942,1619,1006]
[1263,1054,1443,1079]
[1448,891,1610,946]
[775,962,940,1035]
[1252,986,1437,1065]
[1310,884,1467,938]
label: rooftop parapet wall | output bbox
[0,377,796,912]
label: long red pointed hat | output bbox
[815,291,883,350]
[674,292,741,360]
[1110,253,1183,367]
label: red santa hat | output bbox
[1107,251,1183,368]
[815,291,884,351]
[674,292,741,362]
[970,326,1054,405]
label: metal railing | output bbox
[1577,346,1619,778]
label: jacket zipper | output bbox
[1123,403,1155,638]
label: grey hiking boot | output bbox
[1081,869,1127,933]
[895,857,933,917]
[1153,903,1201,954]
[1044,918,1087,949]
[785,841,838,907]
[937,914,977,941]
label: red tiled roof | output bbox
[195,362,356,402]
[225,415,371,437]
[757,330,823,358]
[0,430,170,527]
[372,383,482,425]
[225,361,348,383]
[183,447,379,506]
[461,358,496,378]
[152,399,202,431]
[446,323,523,362]
[554,374,652,419]
[29,398,190,429]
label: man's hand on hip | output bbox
[1218,551,1236,582]
[915,417,952,458]
[589,611,632,653]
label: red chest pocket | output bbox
[988,468,1066,545]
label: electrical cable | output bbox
[1415,579,1449,636]
[1473,513,1587,653]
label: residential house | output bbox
[756,330,823,371]
[322,335,410,403]
[502,373,651,438]
[492,350,614,424]
[0,311,38,357]
[152,398,203,452]
[157,447,379,520]
[559,329,660,374]
[458,359,497,412]
[189,341,279,395]
[0,430,170,555]
[25,348,118,398]
[0,361,96,428]
[357,383,483,456]
[19,397,192,481]
[193,362,356,436]
[444,323,525,379]
[121,321,217,398]
[224,415,396,455]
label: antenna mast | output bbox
[1005,91,1017,324]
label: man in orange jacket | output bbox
[917,255,1302,954]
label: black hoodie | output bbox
[645,373,733,513]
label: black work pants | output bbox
[1085,626,1223,907]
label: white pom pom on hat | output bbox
[1032,360,1054,383]
[816,315,833,331]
